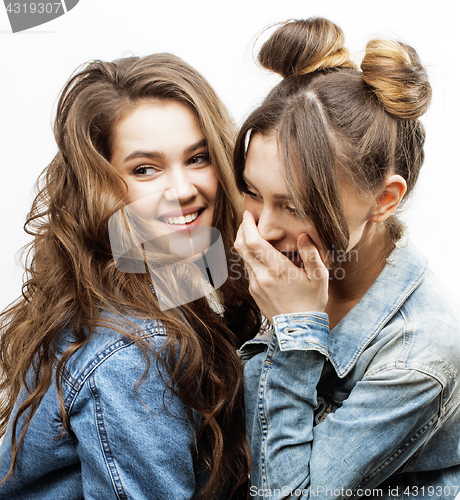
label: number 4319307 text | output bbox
[5,3,63,14]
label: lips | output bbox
[161,210,201,225]
[157,207,205,227]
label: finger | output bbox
[234,218,267,274]
[297,233,328,279]
[238,212,267,267]
[234,223,245,256]
[241,211,288,268]
[240,211,262,251]
[234,225,266,295]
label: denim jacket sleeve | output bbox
[66,332,200,500]
[242,313,443,500]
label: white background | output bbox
[0,0,459,311]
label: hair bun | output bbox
[361,40,432,119]
[258,17,356,78]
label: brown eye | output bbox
[286,205,299,216]
[187,153,210,167]
[242,187,258,199]
[133,166,160,176]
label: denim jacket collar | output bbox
[241,238,429,378]
[327,238,428,378]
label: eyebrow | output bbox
[123,138,208,163]
[273,193,294,201]
[242,173,293,201]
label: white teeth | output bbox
[162,211,200,225]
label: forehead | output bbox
[113,100,204,153]
[244,134,287,194]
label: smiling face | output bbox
[110,99,218,240]
[243,133,373,266]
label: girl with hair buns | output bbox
[235,18,460,499]
[0,53,259,499]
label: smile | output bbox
[159,209,203,225]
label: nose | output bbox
[255,207,285,243]
[164,167,198,204]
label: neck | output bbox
[325,223,394,329]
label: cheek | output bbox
[129,196,162,221]
[298,223,329,260]
[198,168,219,204]
[124,184,141,205]
[123,178,141,205]
[288,221,307,242]
[123,182,163,220]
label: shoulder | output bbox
[400,261,460,344]
[380,238,459,339]
[52,313,203,500]
[58,310,171,409]
[371,265,460,387]
[407,266,459,320]
[357,240,460,381]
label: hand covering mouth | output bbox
[280,249,300,259]
[281,249,304,268]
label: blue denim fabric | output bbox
[239,240,460,499]
[0,314,212,499]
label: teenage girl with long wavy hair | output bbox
[0,53,259,499]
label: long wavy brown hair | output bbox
[0,53,259,498]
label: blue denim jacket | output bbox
[239,240,460,499]
[0,314,212,499]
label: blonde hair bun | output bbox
[258,17,356,78]
[361,40,432,119]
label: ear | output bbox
[369,175,407,223]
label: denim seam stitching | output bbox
[365,364,447,386]
[397,307,414,367]
[258,333,277,493]
[89,373,127,500]
[64,339,133,412]
[285,320,328,329]
[339,267,427,377]
[63,326,166,413]
[278,313,327,319]
[287,319,328,326]
[356,413,438,489]
[279,317,328,326]
[439,390,460,423]
[281,339,327,348]
[303,341,328,351]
